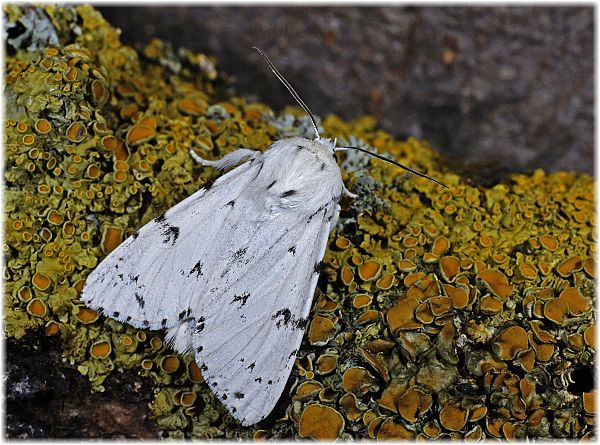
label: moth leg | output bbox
[342,184,358,199]
[190,146,262,171]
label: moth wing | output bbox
[192,198,338,426]
[81,159,261,343]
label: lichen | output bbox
[4,5,595,440]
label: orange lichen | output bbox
[358,260,382,281]
[294,381,324,401]
[480,295,503,315]
[443,284,469,309]
[187,361,205,383]
[543,298,569,324]
[377,418,415,439]
[439,401,469,432]
[150,337,162,350]
[397,387,433,422]
[340,266,354,286]
[66,122,87,142]
[493,326,528,360]
[583,390,596,414]
[387,298,422,331]
[415,302,434,324]
[556,256,583,277]
[34,118,51,134]
[538,235,558,251]
[101,226,124,254]
[357,310,379,324]
[376,273,395,290]
[315,354,338,375]
[178,96,208,116]
[439,256,460,281]
[515,348,535,372]
[126,124,156,146]
[353,293,372,309]
[26,298,47,317]
[160,355,181,373]
[342,367,377,395]
[32,272,51,291]
[398,259,416,272]
[44,320,60,336]
[308,315,336,345]
[428,296,453,316]
[179,391,197,407]
[47,210,65,225]
[75,307,100,324]
[298,404,344,440]
[339,393,363,421]
[476,269,513,300]
[584,325,595,348]
[583,257,595,278]
[17,286,32,302]
[432,236,450,256]
[90,340,112,359]
[558,287,592,316]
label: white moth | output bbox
[82,48,446,426]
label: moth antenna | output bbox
[337,145,449,189]
[253,47,321,140]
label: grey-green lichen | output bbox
[4,4,595,440]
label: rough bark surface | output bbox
[5,332,160,439]
[99,6,593,174]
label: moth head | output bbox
[255,47,448,189]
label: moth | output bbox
[82,48,447,426]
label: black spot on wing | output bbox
[161,224,180,246]
[178,310,187,321]
[288,245,296,255]
[297,145,304,150]
[267,180,276,189]
[225,199,235,207]
[230,292,250,309]
[314,261,325,274]
[254,377,262,383]
[289,349,297,359]
[161,318,167,328]
[135,293,145,309]
[295,317,309,330]
[234,392,244,399]
[197,345,203,352]
[126,316,131,322]
[132,231,139,240]
[113,311,120,317]
[321,162,325,170]
[247,362,256,371]
[189,260,203,278]
[233,248,247,261]
[154,213,166,223]
[281,190,296,198]
[271,308,292,329]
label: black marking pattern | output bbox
[314,261,325,274]
[234,392,245,399]
[189,260,203,278]
[281,189,296,198]
[161,224,180,246]
[267,180,276,189]
[288,245,296,255]
[135,293,145,309]
[230,292,250,309]
[272,308,310,330]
